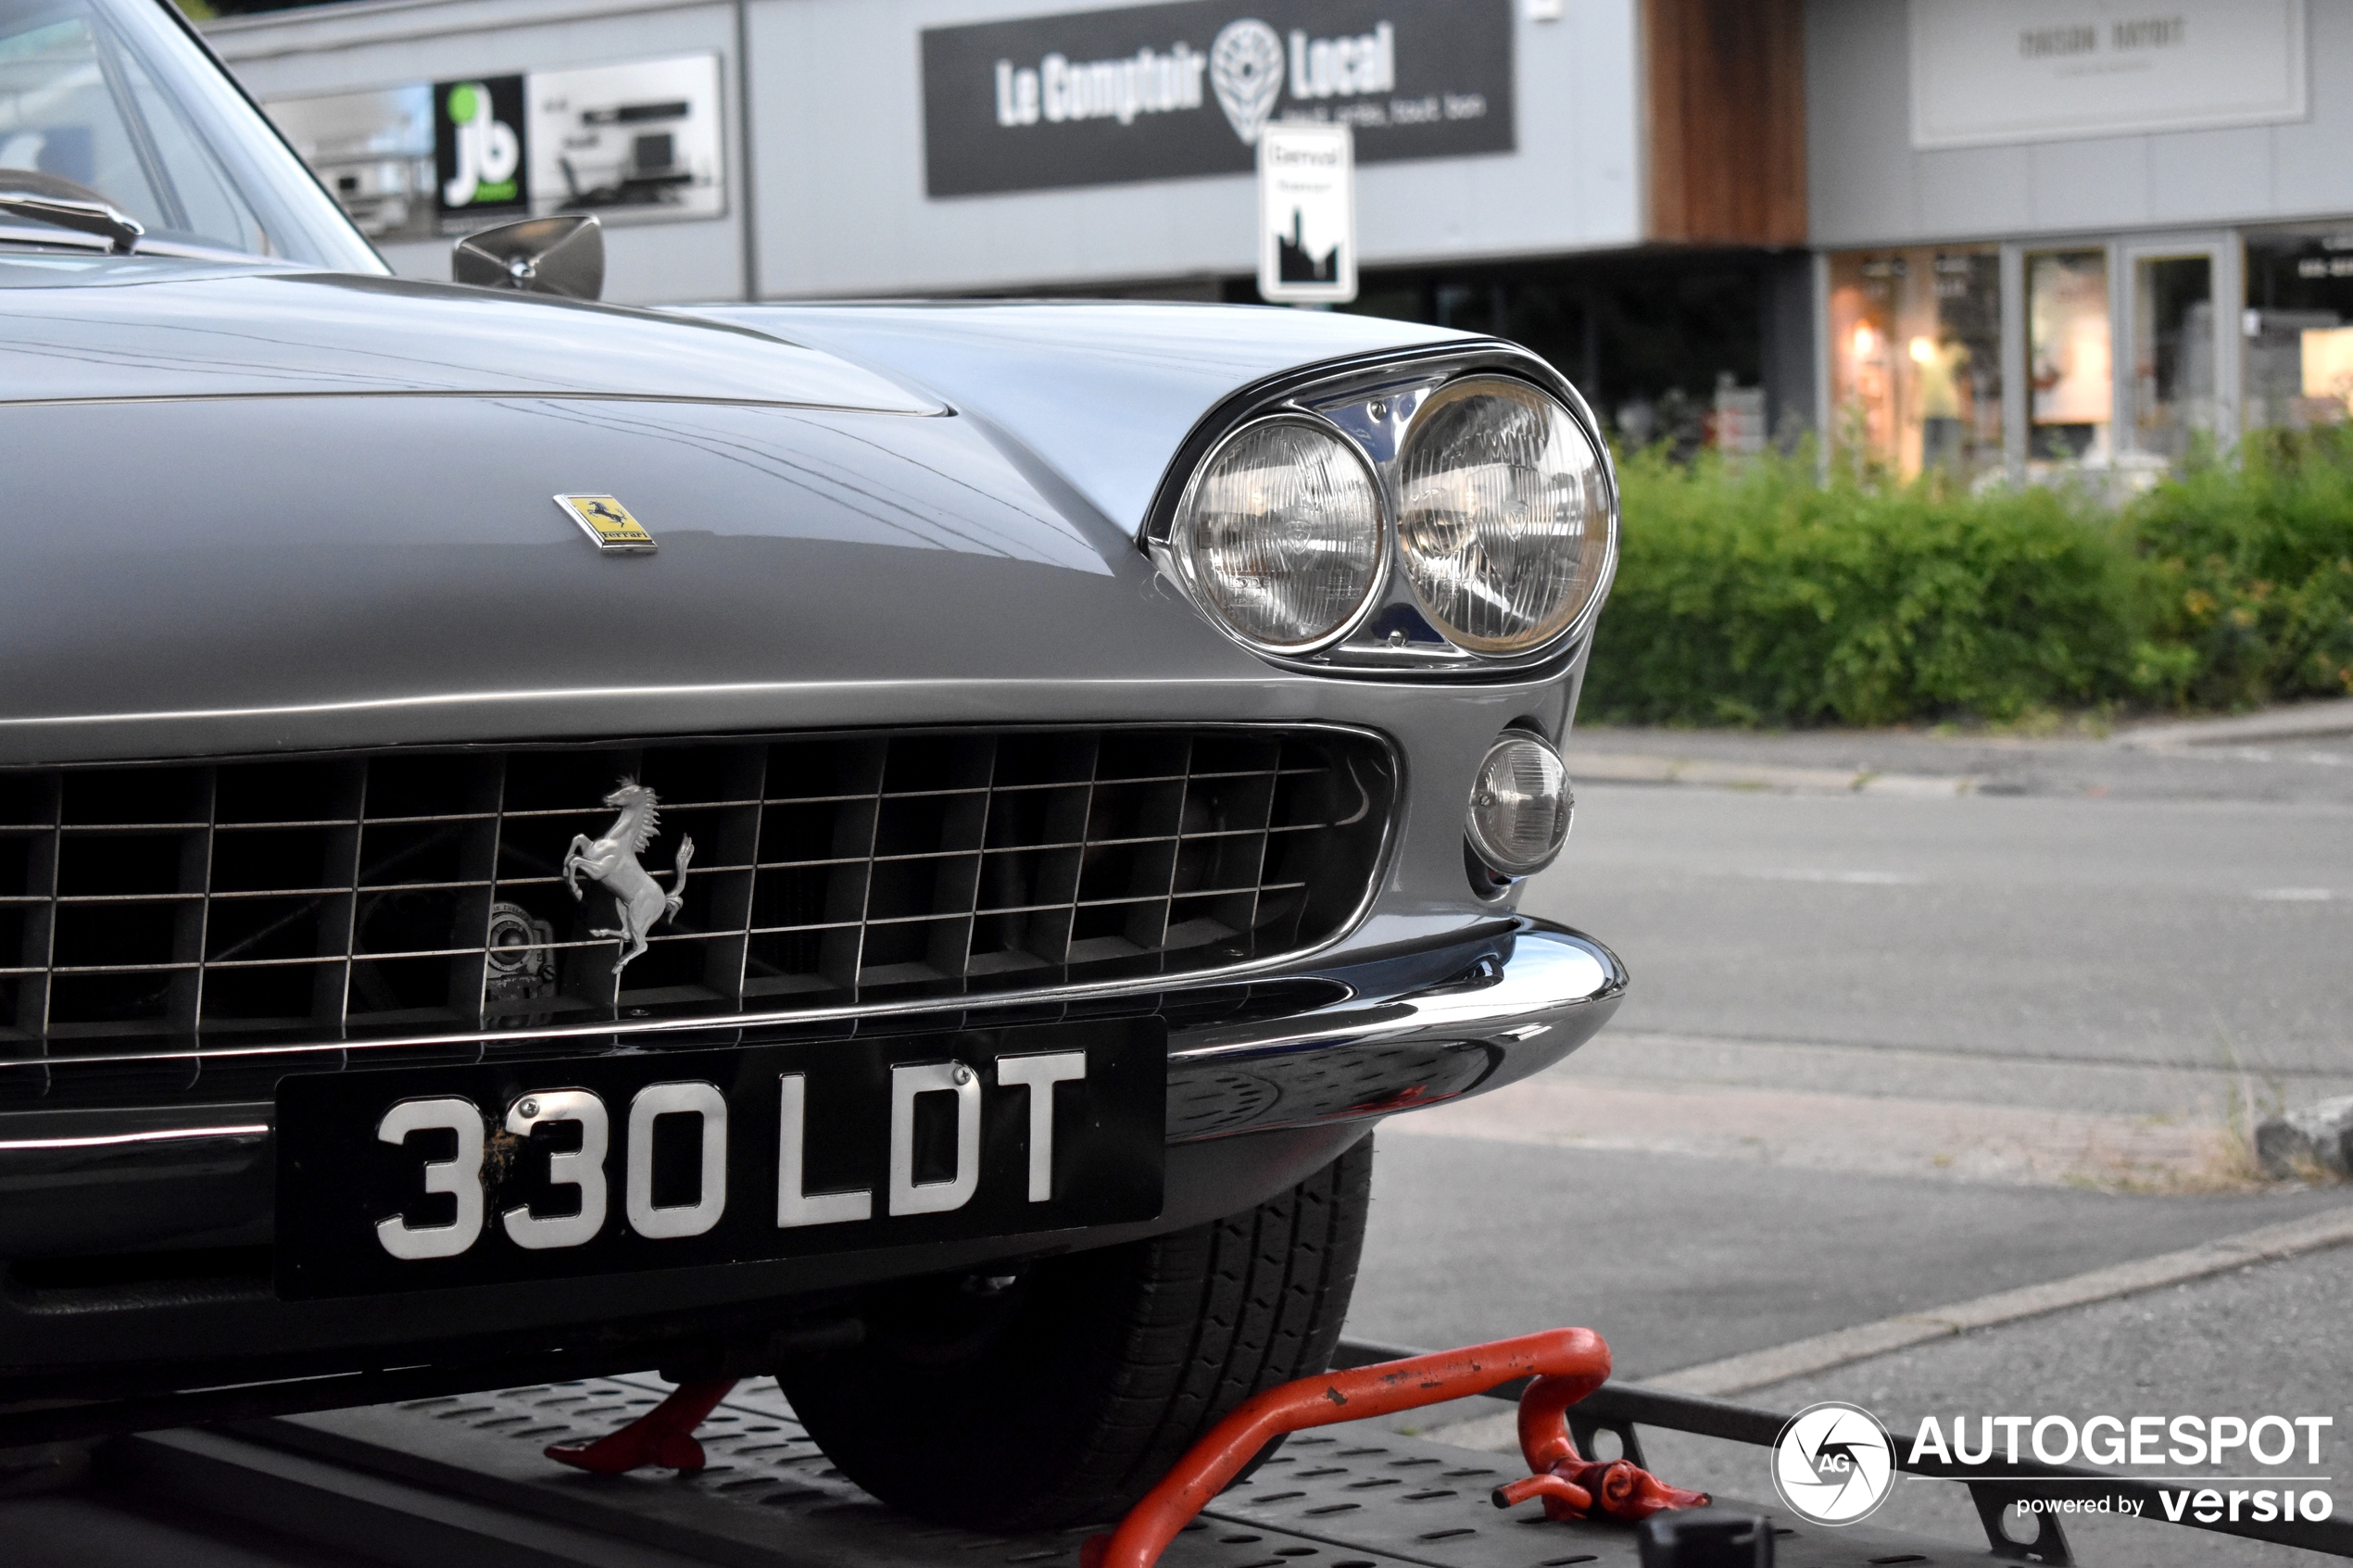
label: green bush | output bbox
[2126,425,2353,710]
[1586,448,2137,725]
[1582,429,2353,727]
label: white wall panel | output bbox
[743,0,1642,298]
[211,0,748,304]
[1809,0,2353,248]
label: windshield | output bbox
[0,0,380,269]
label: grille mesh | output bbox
[0,728,1390,1105]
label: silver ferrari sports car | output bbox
[0,0,1624,1528]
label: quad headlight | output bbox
[1169,415,1385,654]
[1155,357,1615,670]
[1396,377,1610,656]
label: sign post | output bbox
[1257,122,1355,306]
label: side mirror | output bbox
[452,213,604,301]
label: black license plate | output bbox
[275,1020,1164,1299]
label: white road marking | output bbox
[2253,886,2337,901]
[1739,868,1925,885]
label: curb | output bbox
[1571,751,1977,798]
[2119,699,2353,750]
[1644,1203,2353,1398]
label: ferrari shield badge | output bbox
[554,494,656,553]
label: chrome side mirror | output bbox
[452,213,604,301]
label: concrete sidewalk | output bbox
[1567,699,2353,806]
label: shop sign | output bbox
[437,76,529,226]
[1257,122,1354,304]
[920,0,1513,198]
[1908,0,2306,149]
[266,54,725,242]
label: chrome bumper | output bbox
[1166,920,1622,1140]
[0,920,1621,1261]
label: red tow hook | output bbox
[1491,1369,1710,1520]
[544,1378,737,1474]
[1080,1328,1705,1568]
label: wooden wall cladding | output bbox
[1643,0,1807,245]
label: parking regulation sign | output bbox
[1257,121,1354,305]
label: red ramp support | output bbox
[1083,1327,1706,1568]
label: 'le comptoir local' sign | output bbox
[919,0,1513,198]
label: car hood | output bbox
[0,259,936,409]
[685,301,1469,536]
[1,270,1480,766]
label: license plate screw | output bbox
[952,1065,974,1086]
[517,1097,541,1119]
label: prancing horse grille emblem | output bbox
[554,493,657,553]
[564,781,695,976]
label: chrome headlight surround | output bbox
[1144,343,1619,677]
[1162,411,1390,657]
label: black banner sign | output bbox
[921,0,1515,198]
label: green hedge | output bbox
[1582,427,2353,726]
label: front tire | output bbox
[778,1134,1374,1531]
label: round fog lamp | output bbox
[1466,733,1571,879]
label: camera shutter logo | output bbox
[1209,19,1284,144]
[1771,1401,1895,1525]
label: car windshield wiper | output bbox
[0,190,143,254]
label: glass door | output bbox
[2125,245,2227,459]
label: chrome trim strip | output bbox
[0,1123,268,1151]
[0,676,1302,733]
[0,391,950,415]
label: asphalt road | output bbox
[1535,778,2353,1074]
[1340,725,2353,1563]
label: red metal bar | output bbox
[1081,1328,1705,1568]
[544,1378,737,1474]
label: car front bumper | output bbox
[0,917,1620,1390]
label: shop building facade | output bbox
[206,0,2353,469]
[1811,0,2352,483]
[206,0,1810,438]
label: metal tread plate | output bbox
[145,1374,2003,1568]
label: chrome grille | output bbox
[0,728,1390,1104]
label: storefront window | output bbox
[2244,225,2353,430]
[1829,247,2001,482]
[2027,250,2111,464]
[2131,255,2217,458]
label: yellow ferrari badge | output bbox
[554,494,657,554]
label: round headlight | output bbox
[1466,731,1572,880]
[1396,378,1612,656]
[1173,415,1385,653]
